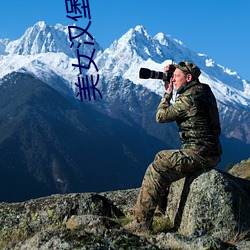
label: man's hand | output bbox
[163,65,173,94]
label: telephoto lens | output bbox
[139,65,176,82]
[139,68,167,80]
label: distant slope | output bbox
[0,72,167,202]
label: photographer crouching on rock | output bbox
[124,61,222,233]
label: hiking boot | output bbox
[124,219,152,234]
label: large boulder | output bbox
[165,169,250,241]
[0,193,124,248]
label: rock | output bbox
[1,168,250,249]
[165,169,250,241]
[0,193,124,248]
[4,228,163,250]
[101,188,140,215]
[229,158,250,180]
[235,240,250,250]
[156,232,227,250]
[65,214,120,230]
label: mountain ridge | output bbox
[1,22,249,109]
[4,21,103,57]
[94,24,250,110]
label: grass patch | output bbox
[112,216,134,227]
[152,216,174,234]
[113,214,174,234]
[225,230,250,245]
[0,228,29,249]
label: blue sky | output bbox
[1,0,250,81]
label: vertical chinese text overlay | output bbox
[65,0,102,101]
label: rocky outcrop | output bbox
[229,158,250,180]
[1,169,250,249]
[165,169,250,240]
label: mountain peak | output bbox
[134,25,147,34]
[34,21,48,29]
[96,25,165,77]
[94,24,250,108]
[154,32,185,47]
[4,21,102,58]
[117,25,150,46]
[6,21,53,55]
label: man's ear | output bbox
[186,74,193,82]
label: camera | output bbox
[139,65,176,82]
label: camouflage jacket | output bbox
[156,80,222,157]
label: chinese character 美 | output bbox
[75,74,102,101]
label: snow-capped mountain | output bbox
[0,21,102,94]
[5,21,103,58]
[0,22,250,145]
[2,22,249,111]
[95,25,250,110]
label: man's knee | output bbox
[153,150,176,170]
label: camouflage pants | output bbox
[134,149,220,223]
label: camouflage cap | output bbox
[176,61,201,79]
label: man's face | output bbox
[172,68,188,90]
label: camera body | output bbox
[139,65,176,82]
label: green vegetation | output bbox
[113,214,174,235]
[225,163,234,172]
[152,216,174,234]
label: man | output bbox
[124,61,222,233]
